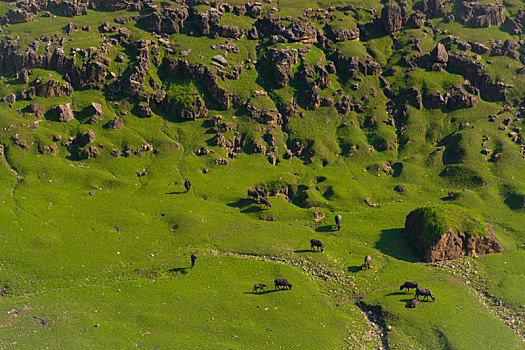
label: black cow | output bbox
[184,179,191,193]
[361,255,372,270]
[415,287,435,301]
[400,281,419,293]
[274,278,292,290]
[253,283,267,293]
[310,239,325,252]
[335,215,342,230]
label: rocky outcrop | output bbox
[381,3,403,33]
[20,79,73,100]
[328,23,359,42]
[268,48,298,88]
[107,117,123,129]
[5,9,35,24]
[431,43,448,63]
[24,103,45,117]
[424,91,446,109]
[422,0,444,16]
[405,207,502,262]
[74,130,96,147]
[445,85,478,110]
[161,58,238,110]
[459,1,505,28]
[51,103,74,122]
[447,53,508,101]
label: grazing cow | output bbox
[415,287,435,301]
[310,239,325,252]
[400,281,419,293]
[253,283,267,293]
[410,297,419,308]
[274,278,292,290]
[184,179,191,193]
[335,215,342,230]
[361,255,372,270]
[259,196,272,208]
[191,253,197,268]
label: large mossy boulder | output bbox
[405,205,502,262]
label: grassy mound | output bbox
[409,205,488,244]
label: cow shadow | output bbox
[241,206,264,213]
[294,249,315,253]
[401,298,414,308]
[315,225,335,232]
[243,290,279,295]
[169,267,189,275]
[385,291,405,297]
[166,191,186,195]
[227,199,252,209]
[347,266,362,273]
[375,228,420,262]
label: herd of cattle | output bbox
[250,212,435,306]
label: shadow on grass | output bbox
[315,225,335,232]
[385,291,405,297]
[401,298,415,308]
[166,191,186,195]
[227,199,253,209]
[293,249,315,253]
[169,267,189,275]
[241,206,264,214]
[243,290,279,295]
[375,228,420,263]
[347,266,362,273]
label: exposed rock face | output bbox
[20,79,73,100]
[459,1,505,28]
[407,87,422,109]
[431,43,448,63]
[5,9,35,24]
[422,0,444,16]
[74,130,96,147]
[405,208,502,262]
[424,91,446,109]
[447,53,508,101]
[268,48,298,88]
[504,17,522,35]
[303,82,321,110]
[77,146,100,159]
[86,102,104,116]
[24,103,45,117]
[134,103,153,117]
[162,58,237,110]
[137,8,189,34]
[328,23,359,42]
[445,85,478,110]
[381,3,403,33]
[107,117,123,129]
[51,103,74,122]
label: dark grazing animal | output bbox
[335,215,342,230]
[361,255,372,270]
[274,278,292,290]
[410,297,419,308]
[184,179,191,193]
[310,239,325,252]
[253,283,267,293]
[400,281,419,293]
[415,287,435,301]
